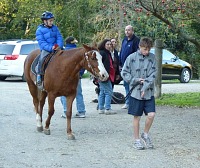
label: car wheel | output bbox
[180,68,191,83]
[22,74,26,82]
[0,76,7,81]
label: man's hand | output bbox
[119,66,122,72]
[141,91,145,98]
[139,78,144,84]
[115,75,120,80]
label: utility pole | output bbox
[154,39,163,98]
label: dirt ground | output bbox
[0,78,200,168]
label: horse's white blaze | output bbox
[95,51,109,81]
[36,113,42,127]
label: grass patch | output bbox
[161,79,180,84]
[82,72,90,78]
[156,92,200,107]
[161,79,200,84]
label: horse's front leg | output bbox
[44,93,56,135]
[66,95,76,140]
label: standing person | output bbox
[119,25,140,109]
[98,39,116,115]
[121,37,157,150]
[60,36,86,118]
[92,38,121,109]
[110,38,121,88]
[36,11,63,86]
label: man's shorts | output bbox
[128,96,155,116]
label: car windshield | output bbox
[150,49,176,60]
[162,50,176,60]
[0,44,15,55]
[20,44,37,55]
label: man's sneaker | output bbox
[141,133,154,149]
[121,104,129,109]
[92,99,98,103]
[99,109,105,114]
[105,109,117,115]
[36,75,42,86]
[75,113,86,118]
[134,140,145,150]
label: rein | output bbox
[97,81,140,104]
[84,51,97,77]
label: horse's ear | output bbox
[93,42,97,48]
[82,44,91,51]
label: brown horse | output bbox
[24,44,109,140]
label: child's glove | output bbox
[53,44,59,50]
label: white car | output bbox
[0,40,39,81]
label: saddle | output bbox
[31,51,59,89]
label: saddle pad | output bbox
[31,52,56,76]
[31,56,40,76]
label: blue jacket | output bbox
[119,34,140,66]
[36,24,63,52]
[65,43,77,50]
[64,43,85,77]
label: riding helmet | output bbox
[41,11,54,21]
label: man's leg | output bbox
[122,81,129,109]
[133,116,144,150]
[98,82,105,114]
[144,112,155,134]
[133,116,141,140]
[75,79,86,118]
[37,50,49,85]
[60,96,67,118]
[141,112,155,148]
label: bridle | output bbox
[84,50,99,77]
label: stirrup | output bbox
[36,75,41,85]
[36,80,42,86]
[36,80,44,91]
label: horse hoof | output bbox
[37,126,43,132]
[67,134,75,140]
[44,128,51,135]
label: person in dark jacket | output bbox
[97,39,117,115]
[119,25,140,109]
[36,11,63,86]
[60,37,86,118]
[110,38,121,87]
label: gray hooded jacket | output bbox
[121,50,157,100]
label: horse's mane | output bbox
[57,44,99,57]
[88,43,99,51]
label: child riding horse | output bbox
[24,44,109,140]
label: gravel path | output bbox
[0,78,200,168]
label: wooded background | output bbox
[0,0,199,77]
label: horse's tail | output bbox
[24,49,40,84]
[24,49,43,113]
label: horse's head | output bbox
[83,44,109,81]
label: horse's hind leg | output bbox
[36,91,47,132]
[43,93,56,135]
[27,83,44,132]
